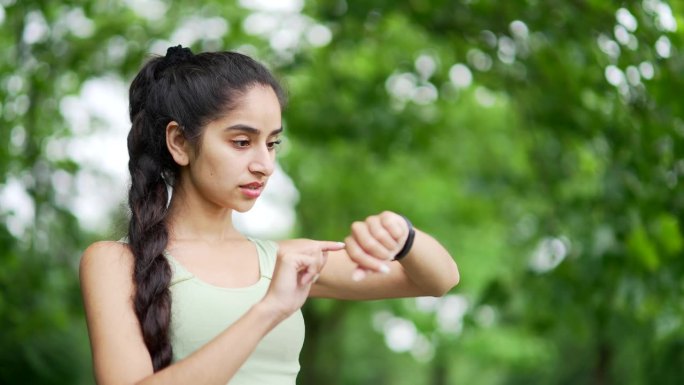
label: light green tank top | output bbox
[166,238,304,385]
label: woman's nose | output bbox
[248,145,275,176]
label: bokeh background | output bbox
[2,0,683,384]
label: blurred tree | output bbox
[0,0,682,384]
[291,2,684,384]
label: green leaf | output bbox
[626,225,660,272]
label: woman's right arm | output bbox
[80,240,332,385]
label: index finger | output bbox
[315,240,347,252]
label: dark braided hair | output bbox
[126,45,285,371]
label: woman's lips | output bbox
[240,182,263,199]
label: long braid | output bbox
[127,105,174,370]
[124,46,286,371]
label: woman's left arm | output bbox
[306,211,460,300]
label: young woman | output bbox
[80,45,459,385]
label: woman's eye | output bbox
[267,140,282,151]
[232,140,250,148]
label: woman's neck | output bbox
[165,188,243,243]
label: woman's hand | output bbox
[344,211,410,281]
[262,240,345,320]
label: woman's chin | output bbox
[233,201,257,213]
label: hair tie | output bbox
[156,45,194,77]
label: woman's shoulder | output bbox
[79,240,134,282]
[249,238,279,271]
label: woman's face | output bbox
[179,85,283,213]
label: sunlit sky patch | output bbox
[239,0,304,13]
[0,4,7,25]
[0,178,34,238]
[22,10,48,44]
[529,237,570,273]
[123,0,167,20]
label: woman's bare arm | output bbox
[296,212,459,300]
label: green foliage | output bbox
[1,0,683,384]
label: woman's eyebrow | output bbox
[225,124,283,136]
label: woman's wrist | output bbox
[252,299,290,327]
[393,216,416,261]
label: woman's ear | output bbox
[166,121,190,166]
